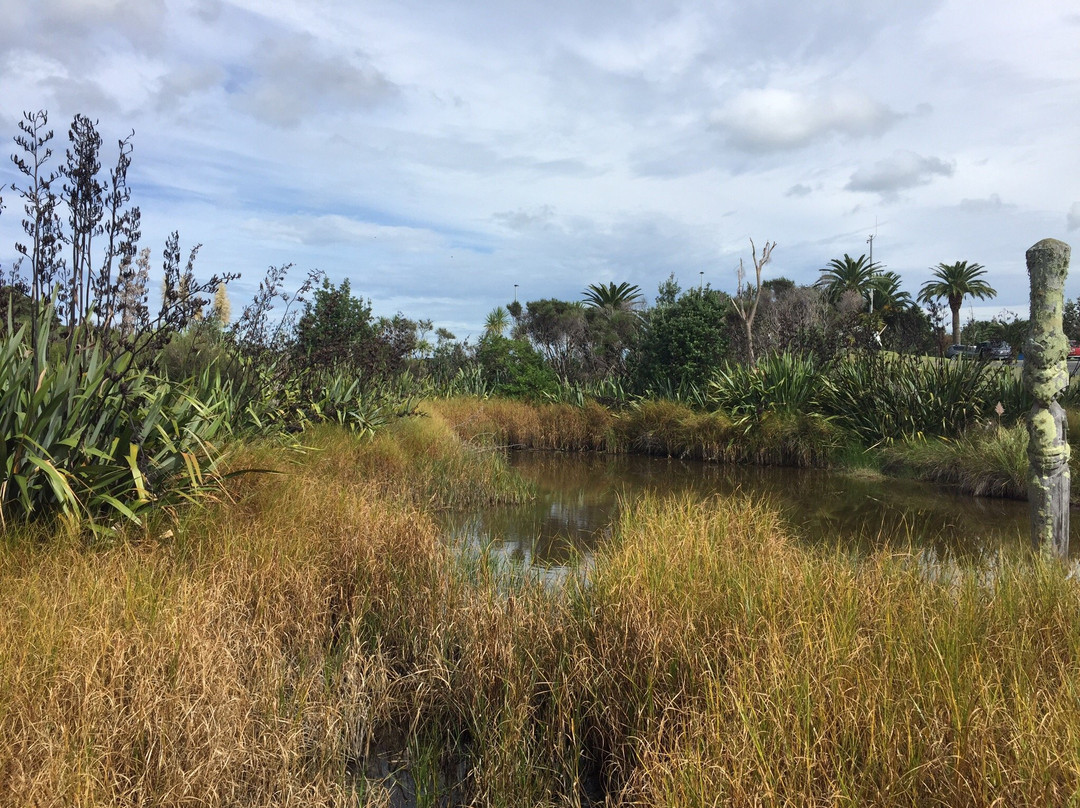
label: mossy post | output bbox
[1024,238,1072,558]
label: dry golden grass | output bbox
[0,421,463,806]
[431,396,614,452]
[432,396,838,466]
[4,413,1080,806]
[587,494,1080,806]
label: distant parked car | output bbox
[1069,341,1080,358]
[976,340,1011,360]
[945,344,979,359]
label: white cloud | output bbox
[1,0,168,58]
[155,64,226,110]
[492,206,558,232]
[845,151,955,201]
[958,194,1013,213]
[240,214,446,251]
[714,87,899,153]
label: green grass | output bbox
[883,423,1030,499]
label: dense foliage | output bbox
[632,286,731,393]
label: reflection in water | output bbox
[441,451,1078,574]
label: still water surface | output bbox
[442,451,1080,573]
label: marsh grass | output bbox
[585,494,1080,806]
[6,420,1080,805]
[350,409,534,509]
[434,396,845,468]
[882,420,1080,504]
[432,396,615,452]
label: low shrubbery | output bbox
[0,310,416,533]
[826,351,1008,445]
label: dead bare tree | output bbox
[730,238,776,365]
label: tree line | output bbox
[0,109,1047,406]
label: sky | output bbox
[0,0,1078,339]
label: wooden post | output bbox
[1024,238,1072,557]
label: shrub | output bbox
[475,335,560,401]
[826,352,999,445]
[709,352,827,416]
[0,317,227,531]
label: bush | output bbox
[0,316,227,531]
[826,352,1000,446]
[475,335,559,401]
[709,352,827,416]
[631,288,730,393]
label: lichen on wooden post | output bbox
[1024,238,1072,558]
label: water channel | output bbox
[442,450,1080,574]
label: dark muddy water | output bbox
[441,451,1079,573]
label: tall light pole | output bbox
[514,284,518,302]
[699,271,704,291]
[867,233,876,314]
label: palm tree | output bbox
[814,254,881,305]
[869,271,913,312]
[484,306,510,337]
[917,261,996,346]
[582,282,643,311]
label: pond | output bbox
[441,450,1080,573]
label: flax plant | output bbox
[0,316,228,531]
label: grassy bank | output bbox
[433,396,842,467]
[4,415,1080,805]
[883,412,1080,504]
[431,395,1080,502]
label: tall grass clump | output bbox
[709,352,844,466]
[546,375,633,408]
[883,419,1080,503]
[882,423,1030,499]
[348,409,534,509]
[432,396,615,452]
[709,351,826,417]
[579,494,1080,806]
[615,399,736,462]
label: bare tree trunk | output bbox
[731,239,775,365]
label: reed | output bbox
[881,421,1080,504]
[583,494,1080,806]
[436,395,840,468]
[882,424,1030,499]
[431,396,615,452]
